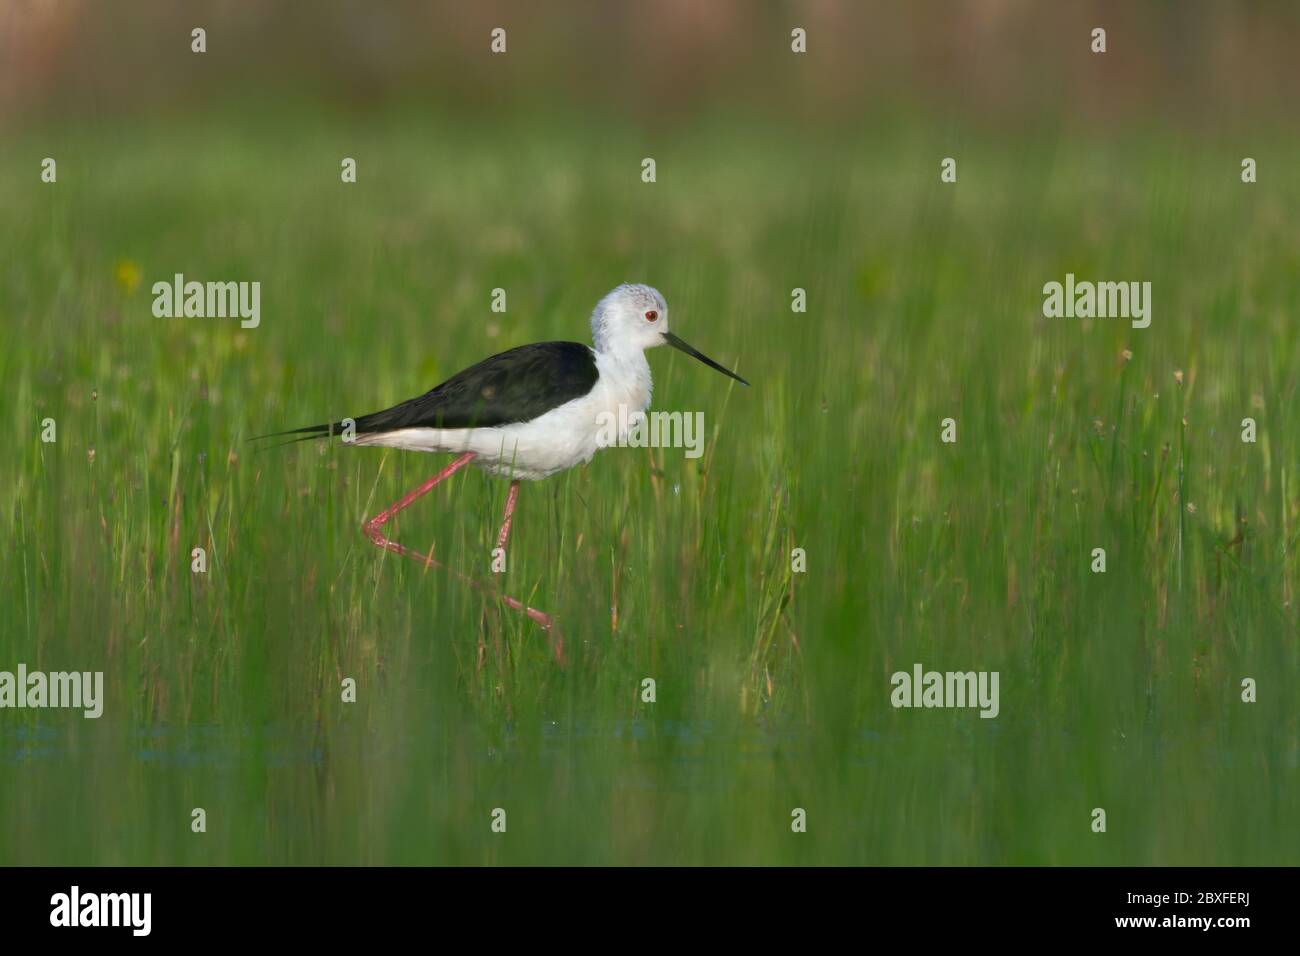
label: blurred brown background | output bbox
[2,0,1296,130]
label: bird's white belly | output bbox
[353,375,651,480]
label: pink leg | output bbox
[496,480,521,552]
[491,479,553,630]
[363,457,560,654]
[490,479,562,657]
[364,452,476,564]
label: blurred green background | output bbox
[0,1,1297,864]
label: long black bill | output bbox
[662,331,750,386]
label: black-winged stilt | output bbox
[261,283,748,642]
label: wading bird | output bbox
[262,284,748,644]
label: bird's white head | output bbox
[590,283,671,354]
[589,283,749,385]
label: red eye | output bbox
[645,310,658,322]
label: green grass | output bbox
[1,107,1297,864]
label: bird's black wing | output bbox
[258,341,599,441]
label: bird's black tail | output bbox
[247,421,348,450]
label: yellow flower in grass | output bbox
[114,259,142,295]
